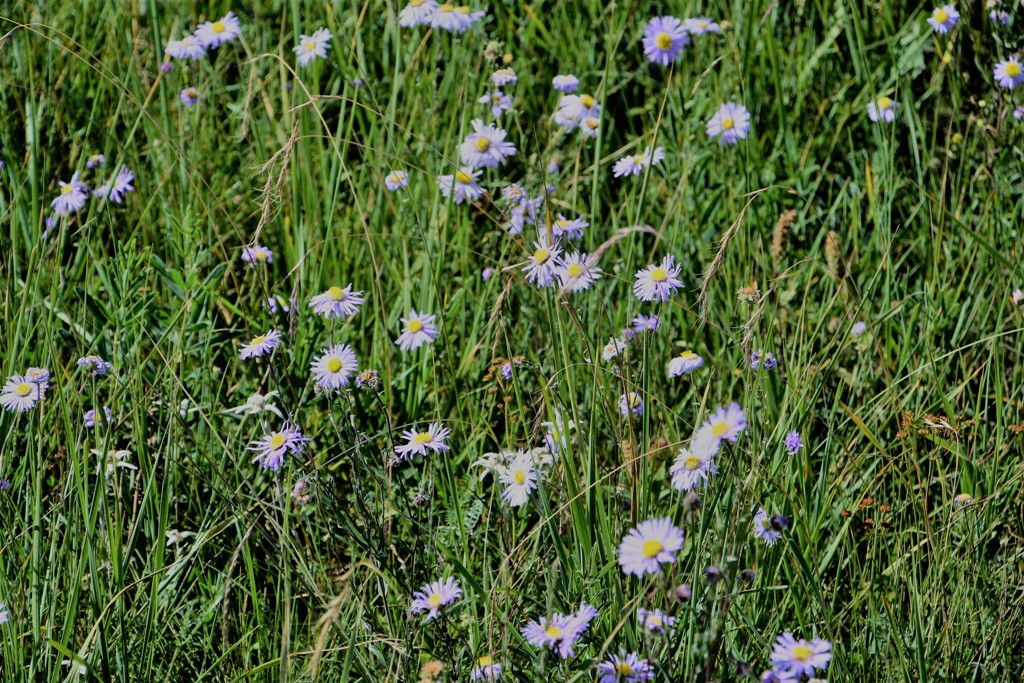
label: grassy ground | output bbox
[1,0,1023,681]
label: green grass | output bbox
[1,0,1023,680]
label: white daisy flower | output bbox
[294,27,332,67]
[310,343,359,391]
[395,310,439,351]
[459,119,517,168]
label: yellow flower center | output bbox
[877,96,893,110]
[455,170,473,184]
[632,154,645,164]
[584,117,599,130]
[269,433,287,450]
[616,662,635,676]
[680,351,697,360]
[438,3,454,11]
[655,32,673,50]
[555,219,571,227]
[212,21,225,33]
[722,117,735,130]
[684,455,701,471]
[326,358,343,373]
[14,382,32,397]
[544,625,562,639]
[407,319,424,333]
[427,593,443,608]
[566,264,584,278]
[413,432,433,445]
[477,656,493,666]
[305,41,316,53]
[697,20,708,28]
[580,94,595,109]
[650,267,668,282]
[792,644,813,662]
[533,248,550,264]
[251,335,266,345]
[255,249,268,261]
[514,469,526,485]
[61,184,74,195]
[475,137,491,152]
[649,614,662,626]
[455,6,470,14]
[934,9,948,23]
[711,421,729,437]
[1006,61,1021,77]
[641,539,664,558]
[411,0,424,4]
[327,286,345,301]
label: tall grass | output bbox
[1,0,1022,681]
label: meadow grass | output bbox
[1,0,1023,681]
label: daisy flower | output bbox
[668,351,704,377]
[954,492,974,505]
[249,422,309,471]
[384,170,409,190]
[557,251,601,292]
[637,607,676,634]
[633,255,684,302]
[542,411,575,455]
[84,406,113,428]
[784,431,803,455]
[851,321,867,335]
[478,90,512,119]
[395,421,451,460]
[241,244,273,266]
[750,350,777,370]
[753,508,782,546]
[555,93,601,127]
[196,11,241,49]
[994,57,1024,88]
[239,330,282,360]
[460,119,517,168]
[612,146,665,178]
[77,355,112,376]
[25,367,51,393]
[633,314,660,333]
[310,343,359,391]
[51,172,89,216]
[597,653,654,683]
[867,95,899,123]
[93,166,135,203]
[410,577,462,621]
[552,74,579,93]
[580,116,601,137]
[499,450,537,507]
[398,0,438,27]
[603,337,627,362]
[490,68,517,86]
[166,34,207,60]
[684,17,720,35]
[523,237,563,288]
[521,603,597,659]
[438,168,484,204]
[698,402,747,446]
[990,9,1010,25]
[927,6,959,33]
[619,392,644,416]
[706,102,751,145]
[618,517,685,577]
[551,214,588,241]
[294,27,332,67]
[307,284,366,319]
[180,87,199,106]
[87,154,106,168]
[395,310,439,351]
[642,16,689,65]
[670,440,718,492]
[470,656,502,681]
[431,4,486,33]
[770,633,832,678]
[1,375,41,412]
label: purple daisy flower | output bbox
[706,102,751,145]
[642,16,689,66]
